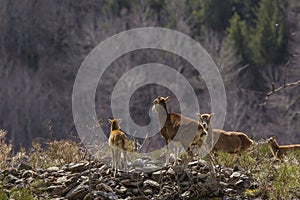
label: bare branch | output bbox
[261,79,300,105]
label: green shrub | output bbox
[270,163,300,199]
[10,188,34,200]
[0,187,8,200]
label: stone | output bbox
[63,181,80,194]
[230,172,241,179]
[144,179,160,189]
[197,173,209,179]
[18,162,32,171]
[120,179,143,187]
[3,168,18,176]
[142,164,161,172]
[234,180,244,187]
[151,170,166,181]
[180,181,190,187]
[22,170,37,178]
[221,168,233,177]
[120,185,127,193]
[47,166,60,172]
[68,162,88,173]
[96,183,113,192]
[181,190,191,198]
[3,174,18,185]
[49,185,65,196]
[219,181,229,187]
[66,184,89,200]
[132,159,144,168]
[167,167,175,176]
[56,176,68,184]
[143,188,153,195]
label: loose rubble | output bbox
[0,157,258,199]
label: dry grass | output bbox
[28,139,89,168]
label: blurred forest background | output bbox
[0,0,300,152]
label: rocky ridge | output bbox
[0,157,257,200]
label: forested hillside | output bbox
[0,0,299,151]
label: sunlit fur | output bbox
[153,96,207,165]
[267,136,300,159]
[108,119,128,176]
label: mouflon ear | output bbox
[117,118,122,124]
[164,96,170,102]
[209,113,215,120]
[108,119,113,124]
[196,113,201,118]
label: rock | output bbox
[120,179,143,187]
[83,193,93,200]
[221,168,233,177]
[18,162,32,171]
[143,188,153,195]
[230,172,241,179]
[66,184,89,200]
[49,185,65,196]
[91,172,101,180]
[179,172,187,182]
[191,170,198,176]
[142,164,161,172]
[96,191,118,200]
[224,188,236,194]
[144,180,160,189]
[96,183,113,192]
[219,181,229,187]
[188,159,207,167]
[197,173,209,179]
[56,176,68,184]
[234,180,244,187]
[120,185,127,193]
[68,162,89,173]
[63,181,80,194]
[132,188,140,195]
[47,166,60,172]
[22,170,37,178]
[3,168,18,176]
[151,170,166,181]
[240,174,249,180]
[167,167,175,176]
[3,174,19,185]
[180,181,190,187]
[132,159,144,168]
[129,172,143,181]
[181,190,191,198]
[38,171,49,179]
[127,197,148,200]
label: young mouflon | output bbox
[108,119,128,176]
[267,136,300,159]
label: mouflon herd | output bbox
[108,96,300,175]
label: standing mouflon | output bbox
[152,96,208,165]
[108,119,128,176]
